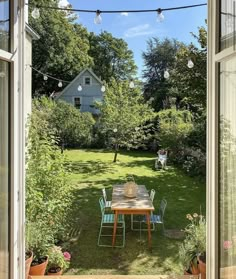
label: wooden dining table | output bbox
[111,184,154,248]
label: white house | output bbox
[55,68,104,114]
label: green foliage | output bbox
[142,38,183,111]
[97,79,154,161]
[32,97,95,149]
[89,31,137,83]
[25,221,54,259]
[156,108,193,152]
[50,100,95,149]
[179,213,206,271]
[47,246,70,270]
[29,0,93,95]
[26,99,72,253]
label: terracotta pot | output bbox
[25,251,33,279]
[191,262,200,275]
[47,267,63,275]
[29,256,48,275]
[198,258,206,279]
[183,262,200,276]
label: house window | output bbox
[0,60,10,279]
[219,57,236,275]
[0,0,10,51]
[74,97,81,109]
[84,76,91,86]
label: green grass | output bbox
[63,149,206,275]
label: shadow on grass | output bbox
[66,160,116,175]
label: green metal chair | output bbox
[131,189,156,231]
[140,198,167,234]
[102,188,112,209]
[97,197,125,247]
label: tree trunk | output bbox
[113,144,119,162]
[61,140,64,154]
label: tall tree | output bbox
[142,38,183,111]
[97,79,154,162]
[89,31,137,83]
[29,0,93,95]
[170,26,207,111]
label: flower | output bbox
[179,213,206,273]
[186,214,193,221]
[47,246,70,271]
[224,240,233,250]
[63,251,71,261]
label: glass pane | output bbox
[0,0,10,51]
[219,56,236,277]
[0,60,10,278]
[220,0,236,50]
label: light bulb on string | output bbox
[164,70,170,79]
[58,81,63,88]
[187,59,194,69]
[94,10,102,24]
[113,128,118,133]
[77,84,82,91]
[31,8,40,19]
[157,9,164,22]
[43,75,48,81]
[129,80,135,89]
[101,85,106,92]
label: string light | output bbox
[164,70,170,79]
[157,8,164,22]
[31,8,40,19]
[28,3,207,25]
[129,80,135,89]
[77,84,82,91]
[28,65,108,91]
[94,10,102,24]
[187,59,194,68]
[101,85,106,92]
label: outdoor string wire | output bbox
[26,3,207,14]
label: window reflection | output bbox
[219,56,236,277]
[0,0,10,51]
[220,0,236,50]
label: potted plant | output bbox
[25,222,34,279]
[179,213,206,276]
[27,221,53,275]
[47,246,70,275]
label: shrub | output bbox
[179,213,206,272]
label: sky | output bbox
[59,0,207,78]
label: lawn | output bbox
[63,149,206,275]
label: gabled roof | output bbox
[55,68,103,100]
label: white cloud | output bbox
[124,24,155,38]
[120,12,129,16]
[58,0,70,8]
